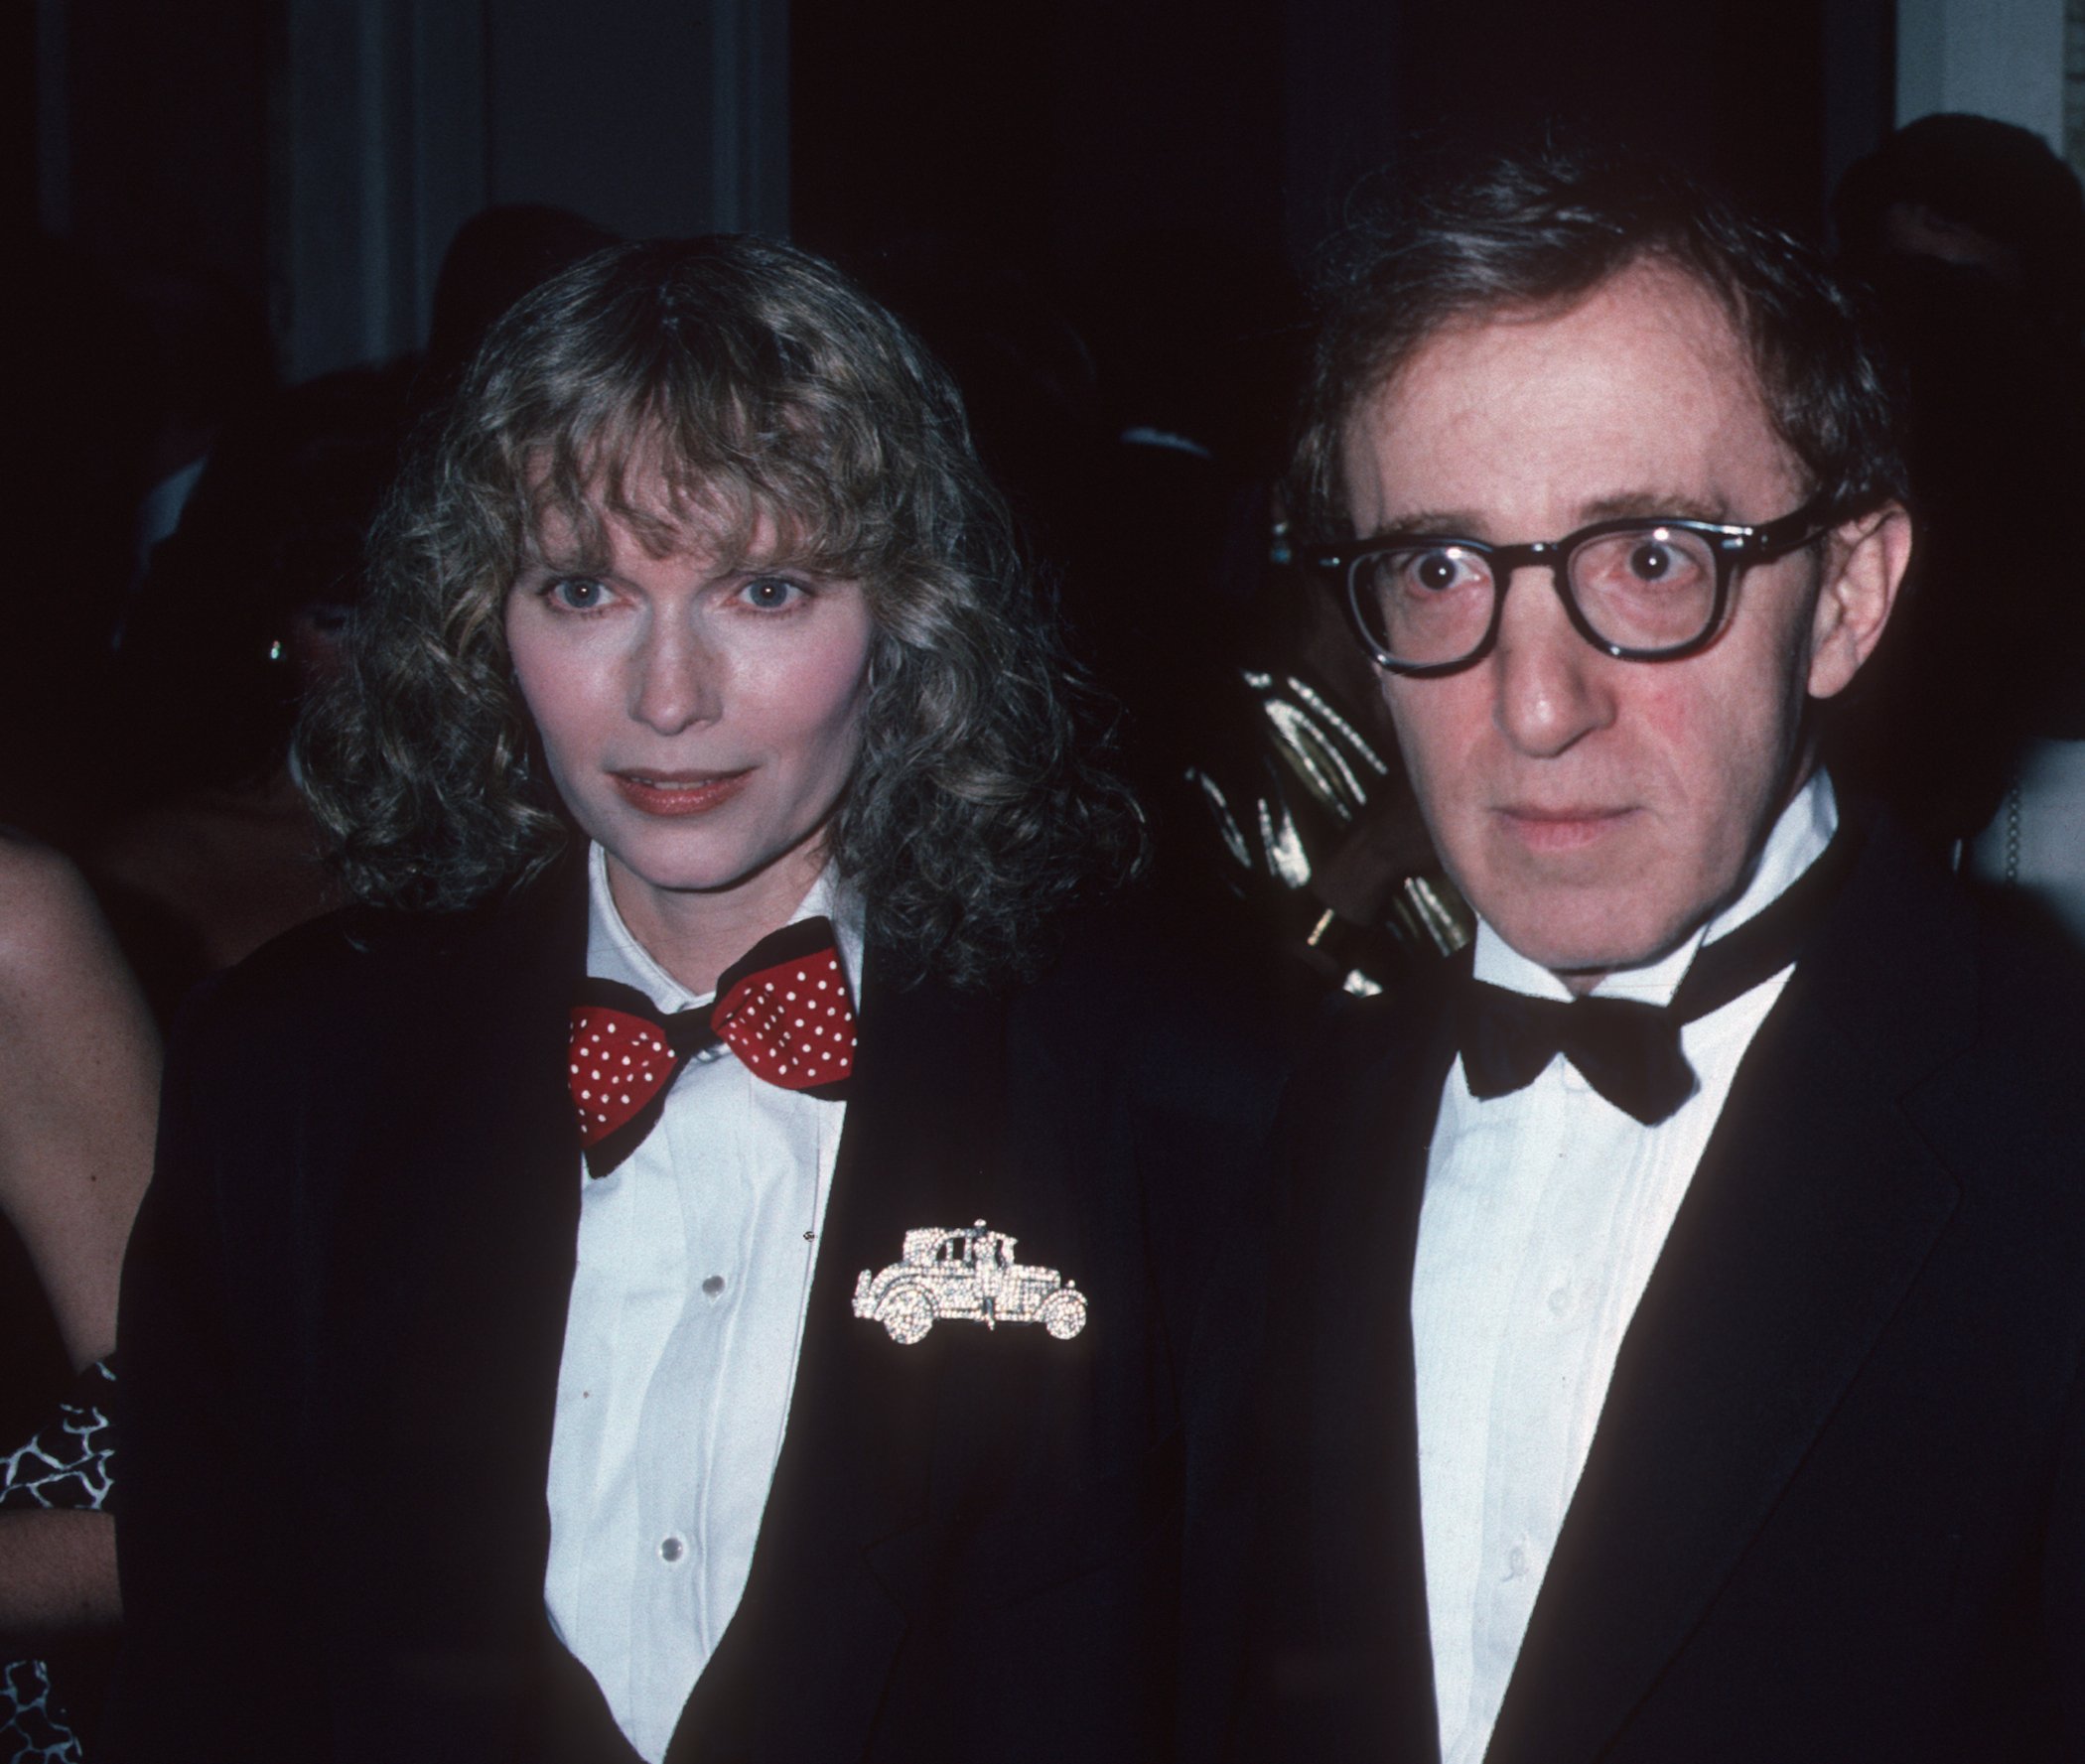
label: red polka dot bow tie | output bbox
[568,916,856,1178]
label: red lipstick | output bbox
[611,769,751,817]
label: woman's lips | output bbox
[611,769,752,817]
[1495,805,1635,854]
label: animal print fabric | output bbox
[0,1360,113,1514]
[0,1359,115,1761]
[0,1662,79,1764]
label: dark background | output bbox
[20,0,1892,386]
[792,0,1870,266]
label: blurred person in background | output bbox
[2,239,161,849]
[417,204,620,410]
[1831,115,2085,889]
[89,368,404,1023]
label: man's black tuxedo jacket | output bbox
[110,865,1296,1764]
[1186,817,2085,1762]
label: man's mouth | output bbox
[1494,804,1636,853]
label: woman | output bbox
[0,836,159,1759]
[113,237,1295,1763]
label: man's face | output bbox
[1341,258,1905,982]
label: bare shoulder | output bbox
[0,832,120,992]
[0,831,160,1367]
[0,825,161,1094]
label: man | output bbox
[1187,146,2085,1761]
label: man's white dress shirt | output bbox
[1413,772,1836,1764]
[544,845,862,1763]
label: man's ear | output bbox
[1807,501,1912,700]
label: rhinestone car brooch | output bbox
[853,1221,1088,1345]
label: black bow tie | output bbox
[1455,831,1852,1126]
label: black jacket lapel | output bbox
[666,955,1014,1762]
[308,862,598,1752]
[1233,993,1455,1761]
[1489,829,1971,1764]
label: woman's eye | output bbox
[740,576,805,611]
[548,577,613,611]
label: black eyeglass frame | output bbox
[1301,493,1844,677]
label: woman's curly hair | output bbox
[299,234,1143,989]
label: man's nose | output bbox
[1489,564,1616,756]
[629,616,724,734]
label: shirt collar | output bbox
[1471,769,1838,1007]
[584,841,867,1015]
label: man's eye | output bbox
[1627,540,1676,581]
[1401,548,1481,594]
[1614,530,1712,589]
[548,577,611,611]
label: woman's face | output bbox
[505,474,876,939]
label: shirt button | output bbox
[1547,1285,1572,1316]
[702,1274,726,1300]
[659,1535,686,1564]
[1507,1545,1528,1577]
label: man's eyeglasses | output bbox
[1301,495,1841,677]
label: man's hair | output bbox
[1292,141,1907,536]
[300,234,1142,989]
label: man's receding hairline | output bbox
[1334,252,1792,512]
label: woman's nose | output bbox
[629,617,725,735]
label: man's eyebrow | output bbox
[1359,491,1733,541]
[1358,508,1487,540]
[1578,490,1730,523]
